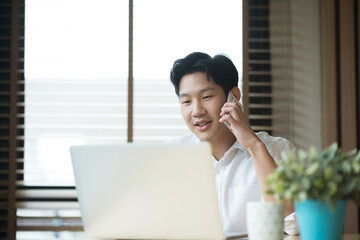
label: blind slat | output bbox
[16,190,77,198]
[16,202,79,209]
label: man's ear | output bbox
[229,87,241,101]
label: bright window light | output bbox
[24,0,242,186]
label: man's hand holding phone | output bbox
[219,92,260,150]
[223,92,244,132]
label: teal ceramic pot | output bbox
[294,200,347,240]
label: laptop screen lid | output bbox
[70,142,224,239]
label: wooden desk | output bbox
[236,234,360,240]
[82,233,360,239]
[285,234,360,240]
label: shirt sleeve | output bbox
[284,212,299,235]
[271,139,296,164]
[256,131,296,165]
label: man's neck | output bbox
[210,133,237,161]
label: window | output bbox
[24,0,129,186]
[18,0,243,238]
[24,0,243,187]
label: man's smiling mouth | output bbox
[193,120,212,130]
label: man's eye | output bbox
[203,95,213,100]
[181,100,191,104]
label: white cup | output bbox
[246,202,284,240]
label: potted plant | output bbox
[266,143,360,240]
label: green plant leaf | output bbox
[281,151,289,162]
[301,178,311,190]
[265,142,360,206]
[352,162,360,173]
[266,189,274,195]
[324,167,333,180]
[274,184,285,193]
[347,148,357,157]
[309,146,318,161]
[284,189,293,200]
[298,191,307,201]
[327,143,338,158]
[298,149,307,162]
[355,151,360,162]
[305,162,320,175]
[342,161,352,173]
[327,182,337,196]
[314,178,324,189]
[342,181,356,195]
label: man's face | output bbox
[179,72,230,143]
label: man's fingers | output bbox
[220,105,243,120]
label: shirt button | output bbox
[217,170,221,175]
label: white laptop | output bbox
[70,142,225,240]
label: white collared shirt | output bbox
[166,132,299,237]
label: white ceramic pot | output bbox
[246,201,284,240]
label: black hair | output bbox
[170,52,239,96]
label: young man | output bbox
[168,52,298,237]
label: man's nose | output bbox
[191,101,206,117]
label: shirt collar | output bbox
[189,134,250,165]
[212,140,250,167]
[233,141,251,159]
[226,140,249,157]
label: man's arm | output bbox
[219,95,295,217]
